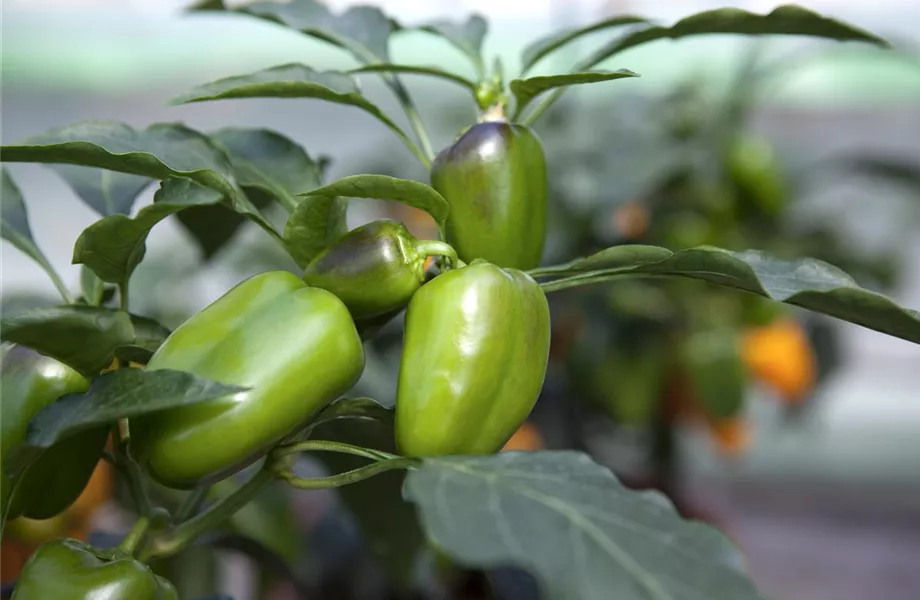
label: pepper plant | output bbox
[2,2,919,599]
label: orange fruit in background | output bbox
[742,318,816,405]
[612,201,650,240]
[502,422,545,452]
[68,459,114,519]
[707,417,753,457]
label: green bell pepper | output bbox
[302,219,458,320]
[132,271,365,489]
[431,119,547,270]
[396,259,551,456]
[1,345,108,521]
[11,538,177,599]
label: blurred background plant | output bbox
[2,1,920,599]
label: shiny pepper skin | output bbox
[132,271,365,489]
[431,119,548,270]
[396,260,551,456]
[11,538,177,600]
[1,346,108,521]
[302,219,458,320]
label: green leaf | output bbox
[73,177,224,285]
[583,5,890,68]
[210,127,323,212]
[117,314,172,365]
[536,245,920,345]
[412,15,488,75]
[309,398,422,589]
[404,451,764,600]
[79,266,105,306]
[0,306,135,376]
[47,164,152,216]
[299,174,449,227]
[283,194,348,269]
[1,121,239,201]
[172,65,416,159]
[511,70,639,119]
[1,168,71,302]
[350,64,476,91]
[191,0,398,63]
[5,368,248,476]
[520,16,648,74]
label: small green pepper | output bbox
[1,345,108,521]
[302,219,458,320]
[431,118,548,270]
[396,259,551,456]
[132,271,365,489]
[11,538,177,599]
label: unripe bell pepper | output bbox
[301,219,458,320]
[132,271,365,489]
[396,259,551,456]
[1,346,108,521]
[431,118,547,270]
[11,538,177,599]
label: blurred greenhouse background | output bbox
[2,0,920,599]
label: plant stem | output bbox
[118,516,151,557]
[142,466,275,562]
[37,255,74,304]
[174,483,211,523]
[114,439,152,518]
[275,456,417,490]
[118,281,129,311]
[271,439,397,463]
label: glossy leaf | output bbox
[520,15,648,73]
[118,314,173,365]
[172,65,416,157]
[210,127,323,212]
[310,399,423,588]
[5,368,248,475]
[404,451,764,600]
[350,64,476,91]
[47,164,152,216]
[583,4,889,68]
[0,306,135,376]
[73,177,224,285]
[191,0,398,63]
[0,168,69,300]
[299,174,449,227]
[79,266,105,306]
[511,70,639,119]
[535,245,920,344]
[1,121,238,200]
[283,194,348,269]
[412,15,488,75]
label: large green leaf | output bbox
[520,16,648,74]
[1,168,70,300]
[191,0,398,63]
[404,451,763,600]
[283,194,348,269]
[4,368,247,476]
[511,70,639,119]
[583,4,889,68]
[309,398,423,589]
[349,64,476,91]
[47,165,152,216]
[0,306,134,376]
[534,245,920,344]
[72,177,224,286]
[1,121,238,200]
[210,127,322,212]
[299,174,449,227]
[410,15,488,76]
[172,65,417,158]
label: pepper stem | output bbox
[118,515,151,557]
[415,240,460,269]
